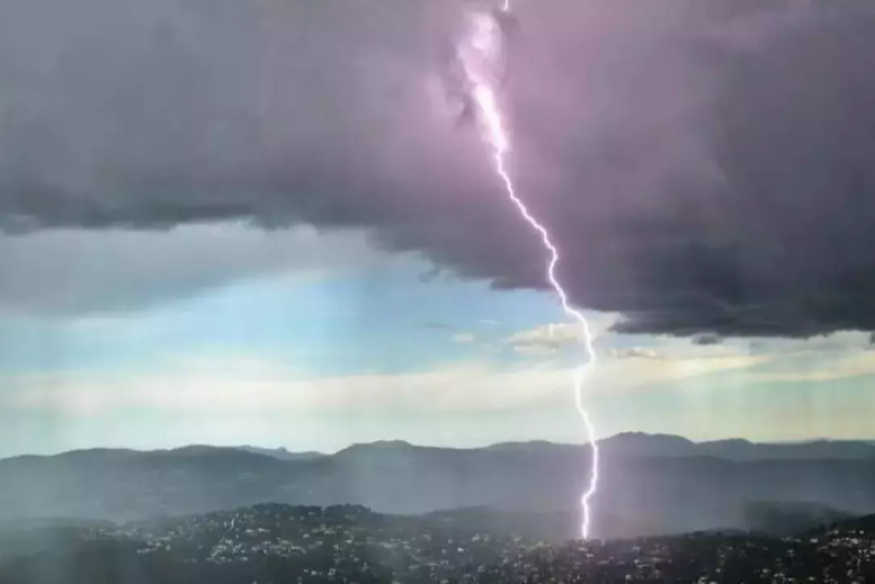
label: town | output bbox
[1,504,872,583]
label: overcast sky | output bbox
[2,0,875,456]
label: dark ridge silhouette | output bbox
[1,504,872,584]
[1,434,874,538]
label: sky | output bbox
[2,0,875,456]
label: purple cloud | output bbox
[1,0,874,335]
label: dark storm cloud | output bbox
[1,0,875,335]
[693,333,723,346]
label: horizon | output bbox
[5,431,875,460]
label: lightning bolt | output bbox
[461,2,600,540]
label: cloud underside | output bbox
[2,0,875,336]
[0,225,387,315]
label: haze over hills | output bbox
[1,433,873,539]
[594,432,875,460]
[240,432,875,460]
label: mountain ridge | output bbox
[1,432,873,538]
[5,432,875,463]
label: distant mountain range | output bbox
[1,433,873,539]
[243,432,875,461]
[484,432,875,460]
[236,446,324,461]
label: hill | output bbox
[0,434,873,538]
[0,504,872,584]
[598,432,875,460]
[236,446,325,461]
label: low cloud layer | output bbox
[0,349,767,416]
[0,225,386,315]
[9,337,875,417]
[2,0,875,335]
